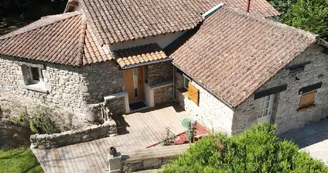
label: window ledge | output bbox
[297,104,316,112]
[104,91,128,101]
[24,83,48,93]
[177,88,188,97]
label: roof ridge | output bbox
[76,15,87,66]
[0,11,81,40]
[219,6,317,41]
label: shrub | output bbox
[9,106,61,134]
[29,116,59,134]
[28,106,60,134]
[162,124,328,173]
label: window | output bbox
[133,68,138,97]
[183,75,190,90]
[20,64,47,93]
[188,82,199,105]
[258,94,275,124]
[29,67,43,84]
[297,82,322,111]
[298,90,317,111]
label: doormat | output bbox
[130,101,147,111]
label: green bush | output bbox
[9,106,61,134]
[162,124,328,173]
[29,115,60,134]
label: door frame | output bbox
[123,66,145,104]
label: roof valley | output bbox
[77,15,87,66]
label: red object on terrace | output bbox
[174,122,209,145]
[147,122,209,148]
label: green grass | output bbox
[0,147,43,173]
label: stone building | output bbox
[0,11,174,127]
[2,0,325,134]
[169,6,328,135]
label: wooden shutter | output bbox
[299,90,316,108]
[188,82,199,105]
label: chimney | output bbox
[246,0,251,13]
[64,0,79,13]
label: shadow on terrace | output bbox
[280,118,328,148]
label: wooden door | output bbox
[123,67,145,103]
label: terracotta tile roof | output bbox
[0,12,112,66]
[79,0,204,45]
[193,0,279,18]
[113,44,168,69]
[83,26,113,65]
[79,0,279,45]
[0,12,168,67]
[170,7,316,107]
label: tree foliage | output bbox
[268,0,297,22]
[269,0,328,40]
[288,0,328,39]
[162,124,328,173]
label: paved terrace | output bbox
[32,104,189,173]
[281,119,328,165]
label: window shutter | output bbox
[299,90,316,108]
[188,82,199,105]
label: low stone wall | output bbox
[30,120,117,149]
[153,84,173,106]
[107,144,190,173]
[106,97,126,115]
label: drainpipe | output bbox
[246,0,251,13]
[172,64,177,102]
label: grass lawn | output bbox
[0,147,43,173]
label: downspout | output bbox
[172,64,177,102]
[246,0,251,13]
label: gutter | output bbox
[121,58,173,70]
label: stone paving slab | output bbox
[281,119,328,165]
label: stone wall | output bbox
[0,56,126,128]
[106,97,126,116]
[82,61,124,104]
[175,70,234,135]
[233,44,328,134]
[0,55,88,128]
[30,120,117,149]
[107,144,189,173]
[153,84,173,106]
[147,61,173,86]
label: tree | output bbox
[0,0,67,35]
[162,124,328,173]
[268,0,297,22]
[288,0,328,40]
[269,0,328,40]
